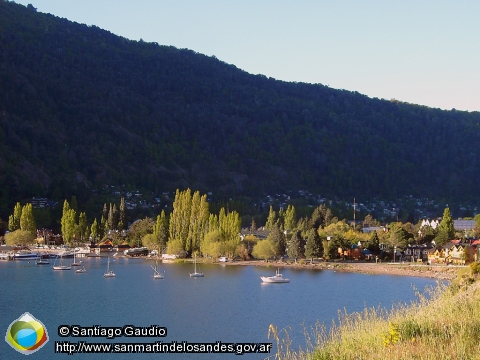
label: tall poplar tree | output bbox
[78,212,88,241]
[169,189,193,253]
[9,202,22,231]
[118,197,126,230]
[154,210,169,252]
[436,207,455,245]
[107,203,113,230]
[284,205,296,231]
[20,203,36,235]
[90,218,99,242]
[61,200,70,239]
[62,208,77,244]
[265,206,276,231]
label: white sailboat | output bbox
[75,265,87,273]
[152,255,164,279]
[52,255,71,270]
[71,250,82,266]
[103,257,115,278]
[189,254,204,277]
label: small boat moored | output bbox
[52,256,71,270]
[189,255,204,278]
[75,266,87,273]
[104,257,116,278]
[260,269,290,283]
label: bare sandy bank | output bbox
[215,259,458,280]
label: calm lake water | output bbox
[0,257,440,360]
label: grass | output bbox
[271,264,480,360]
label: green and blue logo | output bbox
[5,312,49,355]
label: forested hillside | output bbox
[1,0,480,217]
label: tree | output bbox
[99,215,107,240]
[287,230,304,262]
[252,239,276,261]
[61,200,70,239]
[78,212,88,242]
[107,203,118,230]
[310,204,326,230]
[385,222,408,249]
[142,233,159,250]
[322,237,334,260]
[305,228,321,261]
[8,215,15,233]
[153,210,169,252]
[201,230,224,258]
[368,231,381,253]
[128,217,155,246]
[5,229,34,246]
[90,218,99,242]
[102,203,108,223]
[265,206,276,231]
[9,202,22,231]
[363,214,380,227]
[62,209,77,244]
[324,208,334,227]
[169,188,193,252]
[119,197,126,230]
[107,203,114,230]
[268,221,286,257]
[218,208,241,257]
[19,203,36,235]
[250,217,257,233]
[437,208,455,243]
[187,191,209,254]
[284,205,296,232]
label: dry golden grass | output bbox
[271,267,480,360]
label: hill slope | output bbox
[1,1,480,215]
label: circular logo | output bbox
[5,312,49,355]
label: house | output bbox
[427,247,444,264]
[403,243,433,263]
[89,240,113,254]
[442,241,475,265]
[347,244,362,260]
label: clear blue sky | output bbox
[14,0,480,112]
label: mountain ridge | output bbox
[1,0,479,217]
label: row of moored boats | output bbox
[2,250,290,283]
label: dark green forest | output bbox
[1,0,480,219]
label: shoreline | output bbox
[2,247,459,280]
[216,259,459,280]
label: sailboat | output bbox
[75,265,87,273]
[71,250,82,267]
[152,255,164,279]
[53,255,71,270]
[189,254,204,277]
[103,257,115,278]
[36,254,50,265]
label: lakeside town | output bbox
[1,187,479,285]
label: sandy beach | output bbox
[219,259,459,280]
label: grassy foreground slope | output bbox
[274,266,480,359]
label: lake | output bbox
[0,257,440,359]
